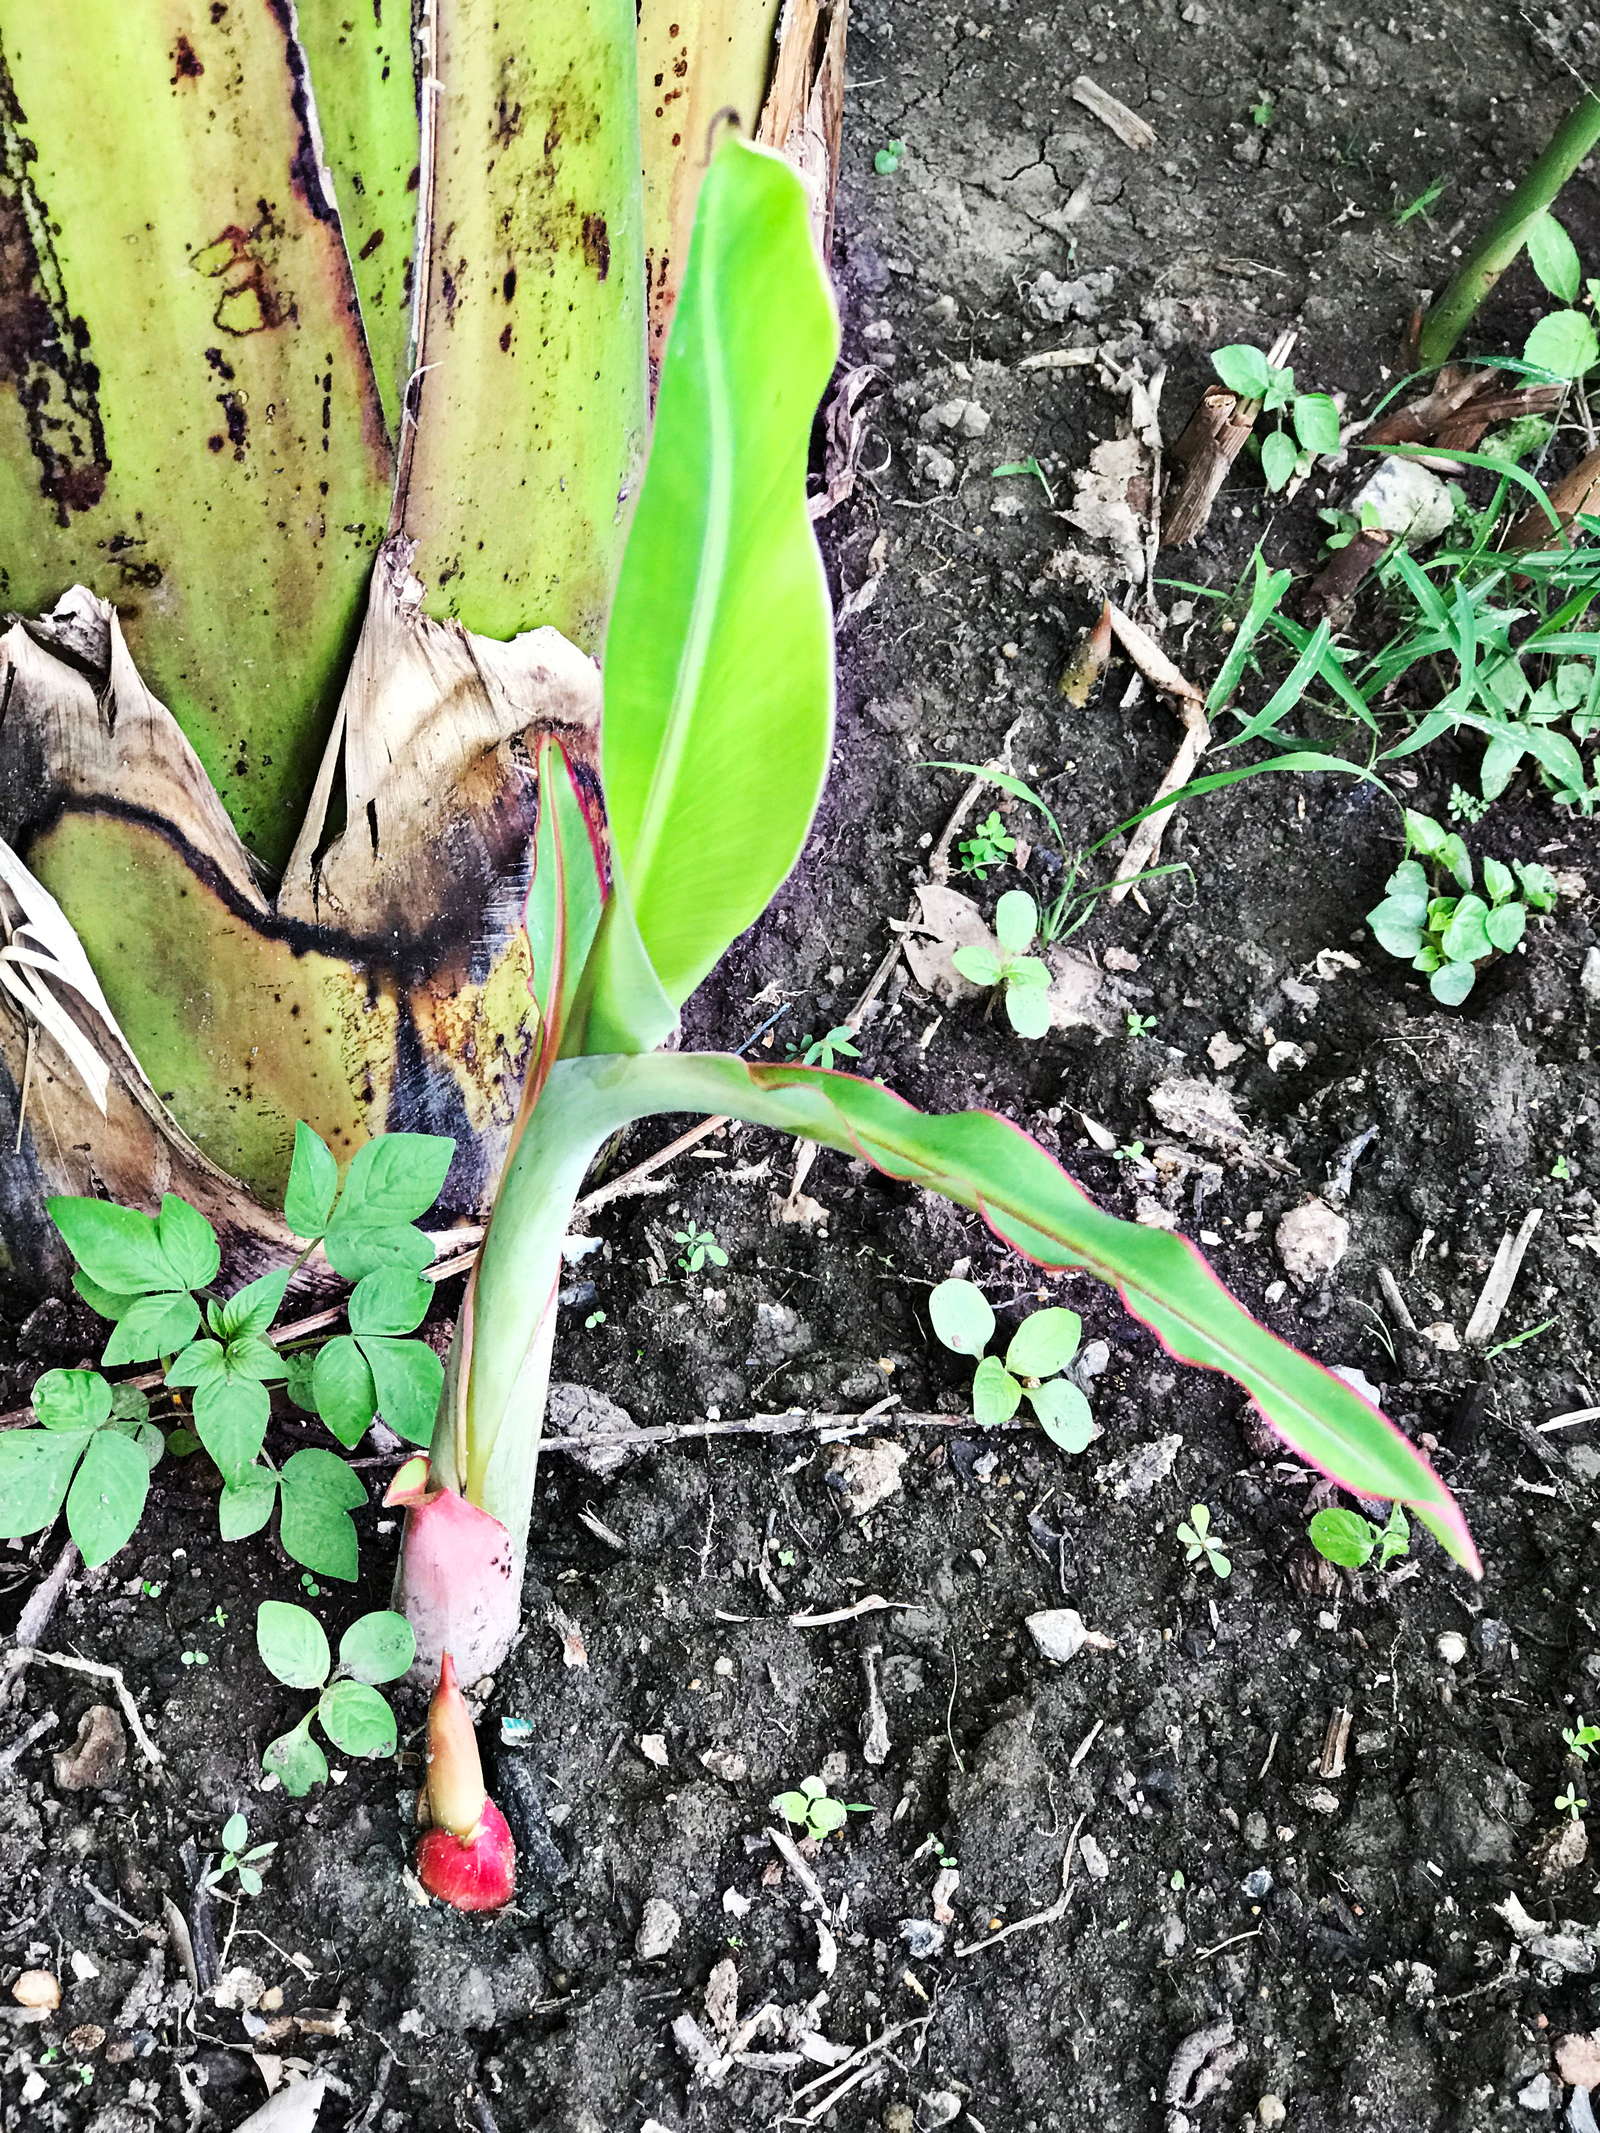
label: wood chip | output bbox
[1463,1209,1543,1347]
[1070,75,1155,150]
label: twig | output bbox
[1162,328,1295,544]
[0,1542,78,1694]
[541,1405,1035,1459]
[0,1710,57,1779]
[1103,604,1210,904]
[1463,1209,1543,1347]
[954,1812,1086,1957]
[1070,76,1155,151]
[766,1823,835,1919]
[1320,1705,1352,1780]
[1539,1404,1600,1433]
[787,2017,925,2108]
[10,1648,162,1767]
[788,1595,913,1629]
[1376,1266,1419,1337]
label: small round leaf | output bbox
[338,1610,416,1685]
[972,1355,1022,1426]
[929,1278,994,1358]
[264,1721,329,1798]
[1308,1507,1377,1569]
[32,1368,112,1433]
[317,1680,397,1759]
[1004,1307,1082,1379]
[256,1599,331,1690]
[993,889,1039,954]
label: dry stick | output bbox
[10,1649,162,1767]
[0,1541,78,1697]
[541,1405,1033,1459]
[1463,1209,1543,1348]
[1161,328,1296,546]
[0,1711,57,1779]
[1103,603,1210,905]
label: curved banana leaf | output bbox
[0,1,394,865]
[396,0,646,648]
[457,1051,1480,1573]
[583,136,838,1050]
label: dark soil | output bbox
[5,6,1600,2131]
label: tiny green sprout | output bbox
[1394,176,1446,226]
[957,810,1015,880]
[952,889,1053,1039]
[1557,1786,1588,1822]
[1113,1140,1146,1164]
[256,1600,416,1796]
[584,1308,608,1329]
[1563,1717,1600,1762]
[874,138,906,175]
[181,1649,209,1667]
[773,1774,872,1841]
[300,1573,322,1598]
[1170,1869,1186,1891]
[1308,1503,1411,1572]
[1447,783,1490,826]
[139,1580,163,1600]
[991,455,1056,504]
[1250,96,1274,127]
[928,1274,1095,1454]
[777,1547,797,1567]
[674,1222,728,1275]
[210,1605,227,1628]
[1177,1504,1232,1579]
[1552,1154,1573,1181]
[802,1025,861,1070]
[1125,1011,1157,1039]
[201,1812,277,1898]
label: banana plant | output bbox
[390,137,1480,1694]
[0,0,840,1289]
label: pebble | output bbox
[917,2094,962,2129]
[1241,1868,1273,1900]
[1516,2074,1552,2111]
[12,1970,60,2009]
[1257,2099,1287,2129]
[1435,1632,1468,1666]
[52,1704,126,1792]
[1275,1198,1350,1289]
[635,1898,682,1960]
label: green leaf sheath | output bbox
[584,137,839,1048]
[295,0,419,432]
[396,0,647,647]
[0,0,394,864]
[469,1054,1477,1571]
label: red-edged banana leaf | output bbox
[536,1052,1482,1573]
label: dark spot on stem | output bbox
[171,35,204,83]
[581,214,610,280]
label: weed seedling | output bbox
[1308,1503,1411,1571]
[772,1774,871,1841]
[801,1025,860,1070]
[1552,1154,1574,1182]
[874,138,906,175]
[256,1601,416,1797]
[180,1649,209,1667]
[1394,176,1446,226]
[992,455,1056,504]
[1211,345,1341,493]
[1557,1786,1588,1822]
[929,1275,1095,1453]
[952,889,1053,1039]
[1250,96,1274,128]
[1367,810,1555,1005]
[1125,1011,1157,1039]
[201,1812,277,1898]
[957,810,1016,880]
[674,1222,728,1274]
[1177,1504,1232,1579]
[1563,1718,1600,1761]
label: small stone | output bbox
[635,1898,682,1960]
[1556,2030,1600,2088]
[1207,1031,1246,1070]
[53,1704,126,1792]
[699,1746,749,1784]
[1257,2100,1287,2129]
[1581,945,1600,1004]
[917,2094,962,2129]
[828,1439,908,1519]
[12,1970,60,2010]
[898,1918,946,1958]
[1516,2074,1552,2111]
[1535,1814,1589,1882]
[1420,1321,1461,1351]
[1025,1608,1115,1664]
[212,1966,265,2012]
[546,1382,643,1478]
[884,2106,917,2133]
[1241,1868,1273,1900]
[68,1951,98,1983]
[1275,1199,1350,1289]
[639,1733,670,1768]
[1079,1833,1110,1880]
[1435,1632,1468,1666]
